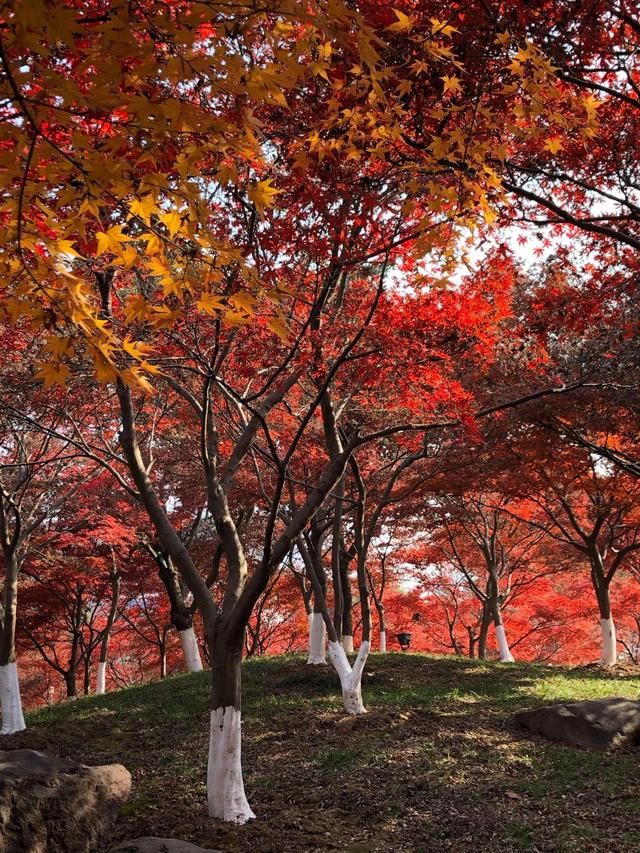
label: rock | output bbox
[0,749,131,853]
[109,840,221,853]
[515,697,640,750]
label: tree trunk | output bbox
[328,640,369,714]
[179,626,204,672]
[477,601,490,659]
[307,608,327,665]
[490,598,514,663]
[377,604,386,653]
[467,627,477,659]
[83,658,90,696]
[494,621,515,663]
[64,669,77,699]
[341,633,354,653]
[0,554,25,734]
[96,566,121,694]
[596,584,617,666]
[340,555,353,653]
[154,550,203,672]
[159,638,167,679]
[0,661,24,734]
[96,661,107,695]
[207,635,254,823]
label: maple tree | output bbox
[0,0,639,832]
[501,435,640,666]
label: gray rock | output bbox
[0,749,130,852]
[109,840,220,853]
[516,697,640,750]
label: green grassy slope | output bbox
[7,654,640,853]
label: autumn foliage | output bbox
[0,0,639,827]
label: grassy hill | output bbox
[7,654,640,852]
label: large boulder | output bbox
[516,697,640,750]
[109,841,220,853]
[0,749,131,853]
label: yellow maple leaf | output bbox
[387,9,414,31]
[430,18,459,37]
[95,225,128,256]
[544,137,564,154]
[216,163,239,186]
[197,292,227,314]
[141,232,163,255]
[247,179,281,213]
[119,245,138,269]
[36,361,70,388]
[123,336,155,362]
[56,239,83,258]
[161,210,183,238]
[441,75,462,95]
[267,314,289,341]
[44,336,74,358]
[129,195,157,223]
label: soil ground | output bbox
[7,653,640,852]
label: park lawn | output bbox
[6,654,640,853]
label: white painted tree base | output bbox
[0,662,26,735]
[495,624,515,663]
[341,634,354,654]
[379,630,387,653]
[600,617,617,666]
[208,707,255,824]
[328,640,370,715]
[179,627,204,672]
[95,661,107,695]
[306,613,327,665]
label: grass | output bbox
[7,653,640,852]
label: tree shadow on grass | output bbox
[4,654,640,852]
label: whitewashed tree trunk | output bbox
[305,611,313,655]
[600,617,617,666]
[95,661,107,695]
[379,630,387,653]
[328,640,369,715]
[494,624,515,663]
[0,662,25,734]
[341,634,354,654]
[307,612,327,665]
[179,627,203,672]
[207,707,255,824]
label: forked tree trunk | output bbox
[207,636,254,824]
[328,640,370,715]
